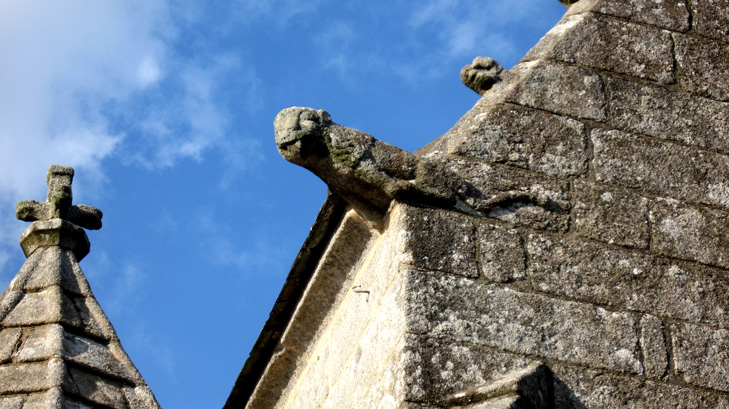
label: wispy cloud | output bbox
[299,0,559,88]
[317,21,357,76]
[0,0,265,259]
[194,209,289,276]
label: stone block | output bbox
[322,335,405,409]
[9,247,92,296]
[672,322,729,392]
[476,222,525,283]
[402,334,537,404]
[552,363,729,408]
[674,34,729,102]
[122,386,160,409]
[67,366,128,409]
[640,314,668,379]
[592,128,729,210]
[64,332,137,383]
[450,103,588,177]
[607,77,729,154]
[1,286,82,328]
[688,0,729,41]
[402,206,478,278]
[406,270,642,374]
[0,328,21,363]
[649,198,729,268]
[449,160,571,232]
[0,397,23,409]
[505,61,606,120]
[0,362,55,394]
[525,13,675,83]
[526,233,729,327]
[572,179,650,248]
[569,0,690,31]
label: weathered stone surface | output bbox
[450,103,588,177]
[403,334,537,404]
[525,13,675,83]
[0,397,23,409]
[403,206,477,278]
[0,361,57,394]
[123,386,160,408]
[607,77,729,154]
[67,366,128,409]
[674,34,729,102]
[572,179,650,248]
[0,328,21,363]
[552,363,729,408]
[476,222,525,283]
[688,0,729,41]
[505,61,606,120]
[592,128,729,210]
[569,0,690,31]
[250,210,411,409]
[649,198,729,268]
[2,286,82,328]
[672,322,729,392]
[445,362,552,409]
[15,324,64,362]
[0,289,23,322]
[9,246,91,296]
[526,233,729,327]
[64,332,138,383]
[407,270,642,373]
[449,160,571,232]
[640,314,668,379]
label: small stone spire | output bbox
[0,165,161,408]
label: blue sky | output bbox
[0,1,567,407]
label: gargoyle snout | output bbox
[274,107,332,162]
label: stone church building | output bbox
[2,0,729,407]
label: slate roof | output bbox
[0,166,160,408]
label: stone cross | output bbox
[16,165,103,230]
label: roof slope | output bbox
[0,165,160,409]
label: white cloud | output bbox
[0,0,265,260]
[0,0,171,200]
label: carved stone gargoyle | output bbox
[274,107,543,227]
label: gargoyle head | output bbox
[274,107,332,166]
[460,56,505,96]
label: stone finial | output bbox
[16,165,102,230]
[461,57,509,96]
